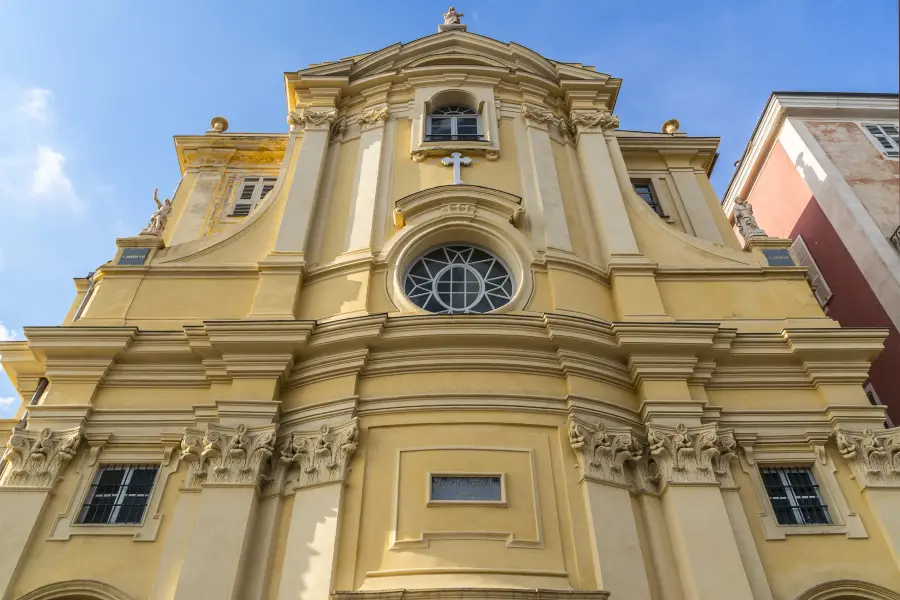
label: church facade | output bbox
[1,13,899,600]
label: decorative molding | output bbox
[333,589,609,600]
[836,427,900,489]
[181,147,236,169]
[0,426,82,488]
[180,423,276,487]
[16,579,137,600]
[287,108,338,132]
[277,418,358,490]
[521,103,556,130]
[358,105,390,131]
[647,423,737,488]
[569,110,620,133]
[795,579,900,600]
[566,416,641,486]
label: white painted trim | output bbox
[856,121,900,160]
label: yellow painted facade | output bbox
[1,17,899,600]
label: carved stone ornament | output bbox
[0,426,82,488]
[647,423,738,488]
[287,108,338,132]
[733,197,767,240]
[567,416,642,486]
[443,5,464,24]
[836,427,900,489]
[569,110,620,133]
[276,418,359,490]
[139,188,173,237]
[180,423,277,487]
[521,104,556,129]
[358,105,390,130]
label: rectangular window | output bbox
[860,123,899,158]
[760,466,831,526]
[78,464,159,525]
[631,180,665,216]
[231,176,277,217]
[790,235,833,307]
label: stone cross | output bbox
[441,152,472,185]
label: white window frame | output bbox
[790,235,833,307]
[858,122,899,159]
[739,444,867,540]
[48,443,179,542]
[230,176,277,216]
[425,105,484,140]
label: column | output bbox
[835,427,900,569]
[276,418,358,600]
[341,104,390,260]
[566,416,652,600]
[172,422,278,600]
[167,148,235,246]
[570,110,640,260]
[0,426,82,597]
[521,104,573,253]
[273,100,340,259]
[657,151,725,245]
[647,422,755,600]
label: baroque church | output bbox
[1,9,899,600]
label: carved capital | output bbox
[181,423,277,488]
[569,110,620,134]
[359,105,390,131]
[521,104,556,130]
[647,423,737,488]
[276,418,359,490]
[287,108,338,132]
[836,427,900,489]
[0,426,82,488]
[567,416,642,486]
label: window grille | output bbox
[760,466,831,526]
[231,177,276,217]
[860,123,899,158]
[77,464,159,525]
[790,235,833,307]
[631,180,665,217]
[426,105,483,141]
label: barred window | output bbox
[78,464,159,525]
[760,466,831,526]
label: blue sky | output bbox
[0,0,897,414]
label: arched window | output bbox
[426,105,483,141]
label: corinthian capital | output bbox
[569,110,620,133]
[277,418,359,490]
[647,423,737,488]
[358,105,390,131]
[521,104,556,129]
[0,426,82,488]
[567,416,642,486]
[181,423,277,488]
[836,427,900,489]
[287,108,339,132]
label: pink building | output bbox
[724,92,900,425]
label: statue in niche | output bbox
[733,197,766,239]
[140,188,173,236]
[443,6,464,24]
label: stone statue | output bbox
[733,197,766,240]
[443,6,463,24]
[140,188,173,236]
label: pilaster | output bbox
[0,425,82,598]
[521,104,573,254]
[661,151,725,245]
[168,148,234,246]
[275,417,359,600]
[566,416,652,600]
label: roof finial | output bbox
[439,6,467,32]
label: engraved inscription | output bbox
[118,248,150,265]
[430,475,502,502]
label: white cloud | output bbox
[20,88,52,123]
[0,397,17,407]
[0,322,18,341]
[30,145,81,209]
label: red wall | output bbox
[750,141,900,424]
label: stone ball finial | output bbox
[662,119,680,135]
[209,116,229,133]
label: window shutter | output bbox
[231,178,258,217]
[862,123,900,158]
[790,235,833,307]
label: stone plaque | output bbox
[118,248,150,265]
[430,475,503,503]
[762,248,795,267]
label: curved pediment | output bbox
[395,184,524,226]
[399,50,512,71]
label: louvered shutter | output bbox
[231,178,258,216]
[862,123,900,158]
[790,235,833,307]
